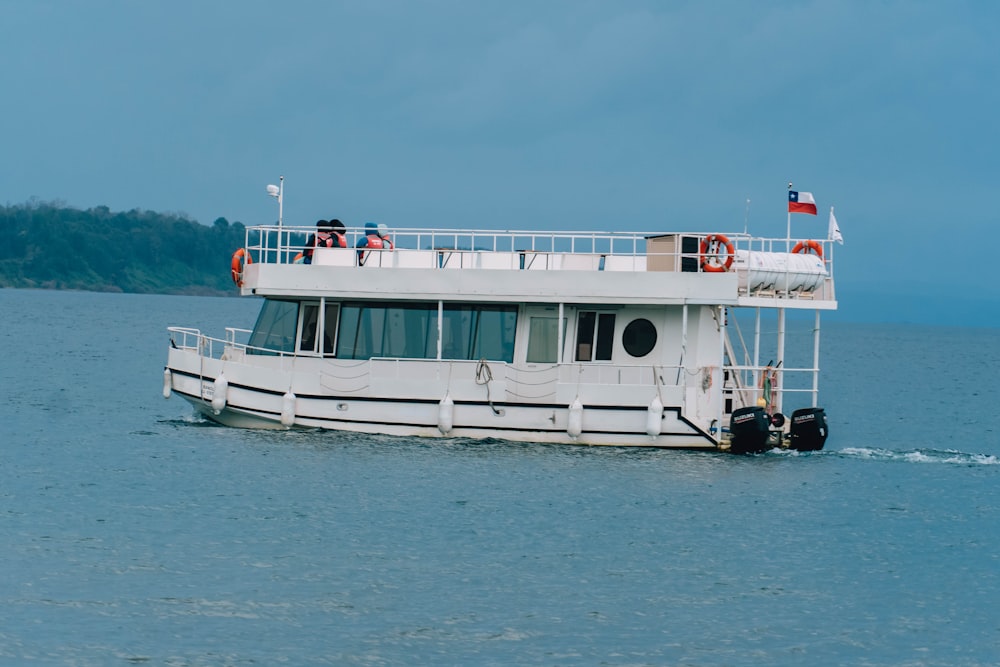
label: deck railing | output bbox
[242,225,837,284]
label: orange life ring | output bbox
[791,239,823,259]
[700,233,735,272]
[230,248,253,287]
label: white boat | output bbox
[164,216,835,453]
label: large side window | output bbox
[336,302,438,360]
[248,300,299,354]
[442,304,517,363]
[336,302,517,362]
[471,305,516,363]
[337,303,381,360]
[336,305,363,359]
[576,311,616,361]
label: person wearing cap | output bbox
[356,221,393,264]
[376,223,393,250]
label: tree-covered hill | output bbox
[0,201,248,295]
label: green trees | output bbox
[0,202,247,294]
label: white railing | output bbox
[241,225,836,279]
[168,326,276,360]
[724,362,820,412]
[248,225,654,263]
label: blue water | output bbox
[2,289,998,666]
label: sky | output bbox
[3,1,998,324]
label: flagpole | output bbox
[786,182,792,252]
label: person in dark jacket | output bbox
[303,219,331,264]
[304,219,348,263]
[328,219,348,248]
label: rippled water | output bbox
[1,289,997,666]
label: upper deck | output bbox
[239,226,837,310]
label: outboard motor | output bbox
[729,406,771,454]
[788,407,828,451]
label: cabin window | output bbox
[622,318,657,358]
[299,303,320,353]
[441,304,517,363]
[526,316,566,363]
[324,302,340,354]
[298,302,339,355]
[337,302,437,360]
[248,299,299,354]
[575,311,616,361]
[335,302,516,362]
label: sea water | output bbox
[1,288,997,666]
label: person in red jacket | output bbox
[356,222,393,264]
[304,219,348,264]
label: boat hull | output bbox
[176,393,719,449]
[165,350,720,449]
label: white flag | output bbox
[828,207,844,244]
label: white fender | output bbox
[438,393,454,435]
[567,398,583,438]
[162,368,172,399]
[646,395,664,437]
[281,390,297,428]
[211,374,228,414]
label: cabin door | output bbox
[519,306,567,365]
[297,300,339,356]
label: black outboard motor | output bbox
[788,407,828,451]
[729,406,771,454]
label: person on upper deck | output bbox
[303,219,330,264]
[377,223,393,250]
[304,219,347,264]
[328,219,348,248]
[356,221,392,263]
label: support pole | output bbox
[717,306,726,440]
[278,175,284,228]
[437,300,443,360]
[776,308,786,414]
[812,310,821,407]
[676,304,689,386]
[557,302,564,365]
[753,307,761,400]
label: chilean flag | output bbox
[788,190,817,215]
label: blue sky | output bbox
[3,1,997,324]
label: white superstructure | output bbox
[164,225,837,452]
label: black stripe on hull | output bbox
[169,371,717,445]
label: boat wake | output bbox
[159,415,229,428]
[834,447,999,466]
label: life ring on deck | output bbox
[230,248,253,287]
[700,234,735,272]
[791,239,823,259]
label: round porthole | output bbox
[622,318,657,357]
